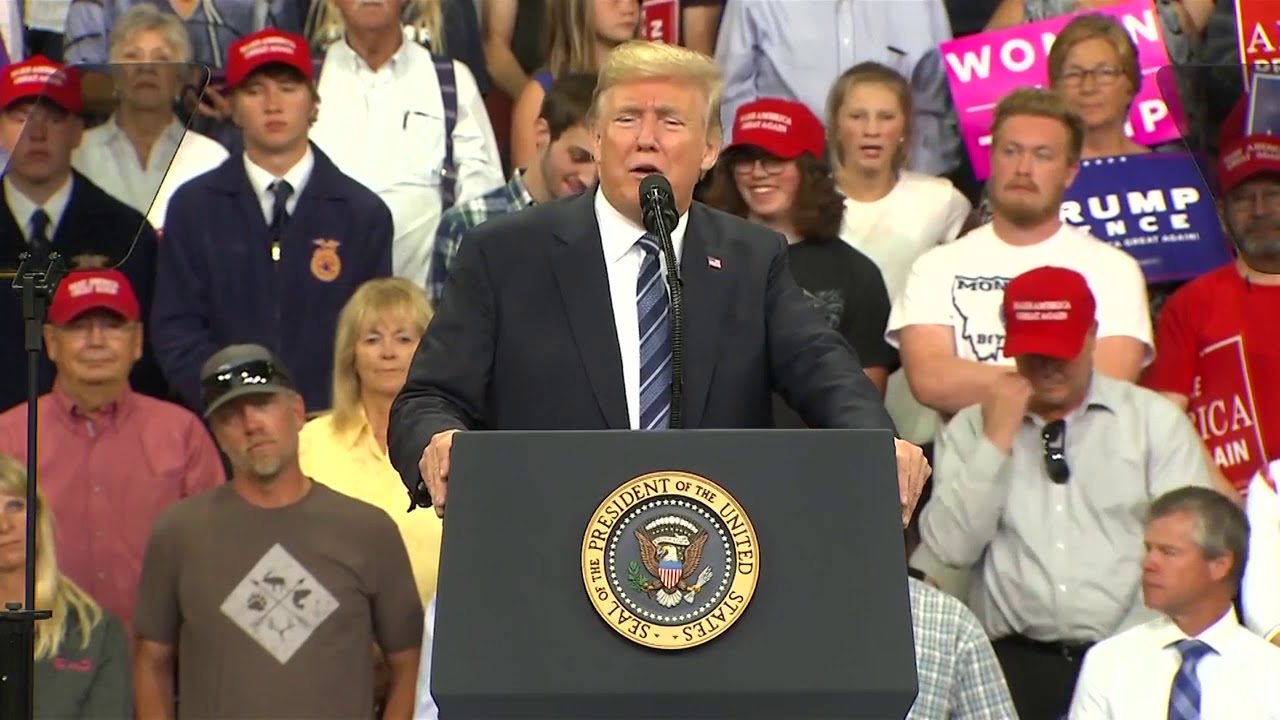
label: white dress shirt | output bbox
[242,147,314,223]
[593,188,688,430]
[1242,460,1280,642]
[1069,609,1280,719]
[310,34,504,285]
[4,174,73,241]
[414,597,440,719]
[72,116,228,230]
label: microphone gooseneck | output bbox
[638,174,685,430]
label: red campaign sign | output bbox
[1237,0,1280,84]
[1187,335,1270,493]
[642,0,679,45]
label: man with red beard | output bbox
[1142,133,1280,498]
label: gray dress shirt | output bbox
[920,374,1213,643]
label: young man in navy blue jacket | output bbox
[152,28,394,415]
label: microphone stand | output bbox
[642,202,685,429]
[1,251,62,720]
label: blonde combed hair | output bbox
[308,0,444,54]
[0,455,102,661]
[590,40,723,136]
[329,278,434,435]
[992,87,1086,163]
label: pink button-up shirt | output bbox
[0,386,224,629]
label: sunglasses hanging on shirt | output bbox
[1041,419,1070,484]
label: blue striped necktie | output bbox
[636,233,672,430]
[1167,638,1214,720]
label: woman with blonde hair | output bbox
[508,0,638,170]
[299,278,442,605]
[0,454,130,719]
[826,62,972,449]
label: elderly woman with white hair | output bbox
[70,4,228,234]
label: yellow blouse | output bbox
[298,411,442,606]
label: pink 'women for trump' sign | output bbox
[940,0,1181,180]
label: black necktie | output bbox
[269,180,293,241]
[28,209,51,263]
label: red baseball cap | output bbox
[48,270,140,325]
[726,98,825,160]
[1219,135,1280,193]
[225,29,314,90]
[1001,267,1097,360]
[0,55,83,115]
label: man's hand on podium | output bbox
[895,438,932,528]
[420,429,462,518]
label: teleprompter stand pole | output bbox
[1,251,63,719]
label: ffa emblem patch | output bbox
[581,471,758,650]
[310,239,341,282]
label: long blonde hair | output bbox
[308,0,445,54]
[0,455,102,661]
[544,0,619,77]
[329,278,434,435]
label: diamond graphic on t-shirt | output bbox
[220,543,339,664]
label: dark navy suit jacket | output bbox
[387,192,896,502]
[0,171,162,411]
[151,144,394,413]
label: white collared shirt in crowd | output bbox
[593,187,687,431]
[4,174,72,240]
[23,0,69,33]
[310,33,504,285]
[1068,608,1280,719]
[71,115,228,230]
[243,146,314,222]
[1242,460,1280,643]
[415,597,439,719]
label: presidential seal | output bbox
[581,471,758,650]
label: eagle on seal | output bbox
[635,527,714,608]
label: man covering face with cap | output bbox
[133,342,423,719]
[0,54,164,411]
[0,269,223,633]
[917,266,1216,719]
[152,28,394,416]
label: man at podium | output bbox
[388,40,931,526]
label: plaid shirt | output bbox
[906,578,1017,720]
[427,170,535,304]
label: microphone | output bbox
[638,173,685,429]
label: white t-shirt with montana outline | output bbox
[885,222,1154,368]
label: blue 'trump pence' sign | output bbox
[1059,153,1233,283]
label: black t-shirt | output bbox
[773,237,899,429]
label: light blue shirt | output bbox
[714,0,960,176]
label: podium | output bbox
[430,429,918,719]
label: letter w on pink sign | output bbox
[939,0,1181,180]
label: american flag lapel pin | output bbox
[707,256,722,269]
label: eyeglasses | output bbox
[732,156,786,175]
[1056,66,1125,88]
[1041,419,1070,484]
[200,359,289,409]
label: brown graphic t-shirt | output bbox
[135,482,423,719]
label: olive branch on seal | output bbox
[627,560,649,592]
